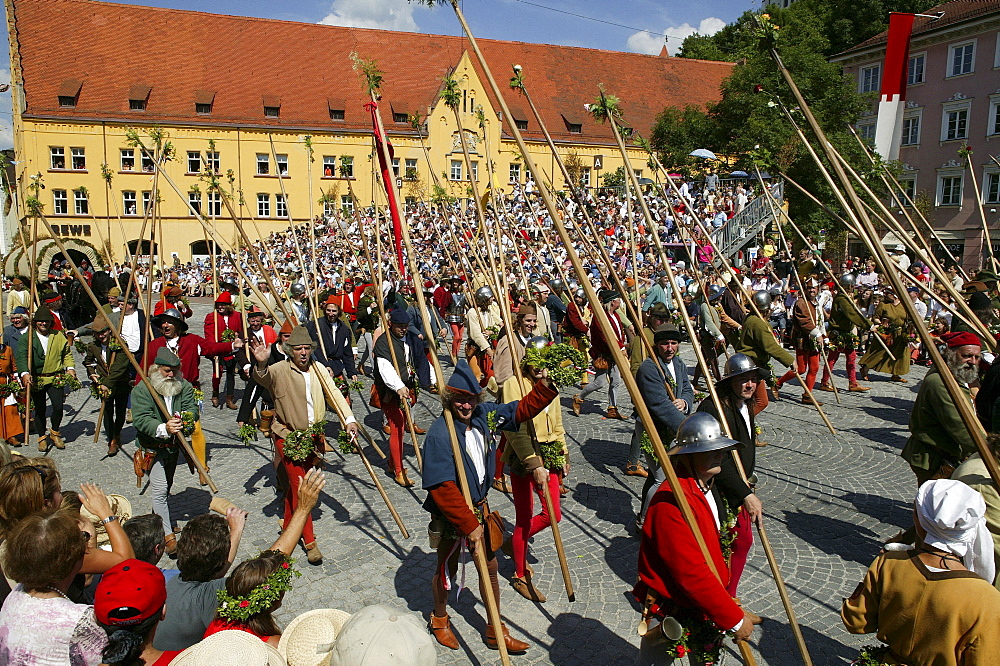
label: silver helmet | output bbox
[668,413,742,456]
[840,272,857,288]
[707,285,725,302]
[751,290,772,311]
[549,278,565,293]
[289,283,306,297]
[721,353,761,382]
[474,285,494,307]
[574,287,586,300]
[525,336,549,351]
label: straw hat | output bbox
[171,630,285,666]
[80,494,132,548]
[278,609,352,666]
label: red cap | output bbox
[325,294,340,305]
[214,291,233,305]
[279,317,297,334]
[94,560,166,627]
[941,331,981,348]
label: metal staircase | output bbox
[710,180,783,261]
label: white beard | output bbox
[149,372,183,397]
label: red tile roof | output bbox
[11,0,733,145]
[836,0,1000,55]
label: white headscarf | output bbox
[916,479,995,583]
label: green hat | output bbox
[153,348,181,367]
[647,302,670,318]
[285,326,316,349]
[32,306,55,323]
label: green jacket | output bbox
[131,378,199,452]
[627,327,654,377]
[83,342,131,392]
[736,314,793,369]
[829,293,869,333]
[902,368,980,472]
[15,329,74,387]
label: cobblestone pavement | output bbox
[39,298,920,665]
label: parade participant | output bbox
[562,288,590,385]
[40,290,74,339]
[5,276,30,319]
[83,313,131,457]
[120,294,146,367]
[953,434,1000,587]
[775,282,824,405]
[2,307,28,351]
[465,285,501,384]
[902,331,983,486]
[633,412,754,664]
[697,354,766,598]
[444,277,467,363]
[422,359,557,653]
[530,283,554,339]
[842,479,1000,664]
[731,290,792,409]
[634,325,693,529]
[372,309,431,487]
[574,290,626,419]
[250,327,357,563]
[819,274,872,392]
[101,286,122,315]
[307,297,357,382]
[0,321,24,448]
[236,308,279,427]
[153,285,193,320]
[499,336,566,603]
[132,348,199,555]
[717,276,747,349]
[204,291,244,409]
[145,309,241,390]
[492,303,538,386]
[859,289,912,383]
[16,306,76,451]
[693,286,726,388]
[952,290,993,337]
[355,284,379,375]
[624,304,671,480]
[542,278,567,343]
[284,283,311,324]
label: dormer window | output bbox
[128,84,151,112]
[57,78,82,108]
[195,90,215,115]
[263,95,281,118]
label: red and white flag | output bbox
[874,12,916,161]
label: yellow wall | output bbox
[11,51,650,264]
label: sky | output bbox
[0,0,756,149]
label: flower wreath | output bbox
[216,553,301,622]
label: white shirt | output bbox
[154,394,175,438]
[376,337,412,391]
[304,371,315,423]
[20,332,50,378]
[121,312,141,352]
[738,402,751,438]
[466,426,487,484]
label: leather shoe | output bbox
[849,384,871,392]
[625,463,648,478]
[817,384,835,392]
[304,541,323,564]
[382,424,391,435]
[492,476,512,493]
[164,533,177,556]
[801,395,823,406]
[485,624,529,653]
[37,435,48,452]
[108,438,120,457]
[225,395,238,409]
[571,394,583,416]
[890,375,908,383]
[49,430,65,450]
[511,574,547,602]
[755,440,769,447]
[394,471,414,488]
[429,613,459,650]
[211,393,220,408]
[409,423,427,435]
[606,406,626,420]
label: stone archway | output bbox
[3,237,105,281]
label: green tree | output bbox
[600,166,626,189]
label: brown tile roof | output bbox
[11,0,733,145]
[836,0,1000,55]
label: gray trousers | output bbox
[148,454,178,536]
[579,364,621,407]
[356,331,374,372]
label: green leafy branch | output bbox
[350,52,383,97]
[440,74,461,111]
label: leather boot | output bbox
[304,541,323,564]
[571,394,583,416]
[6,437,21,448]
[606,406,625,420]
[108,438,120,457]
[211,392,220,408]
[409,422,427,435]
[225,395,238,409]
[394,470,414,488]
[511,574,547,602]
[485,623,529,653]
[49,429,65,450]
[37,434,48,452]
[429,613,459,650]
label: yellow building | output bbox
[4,0,733,268]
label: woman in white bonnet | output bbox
[842,479,1000,665]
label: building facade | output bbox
[833,1,1000,269]
[3,0,733,266]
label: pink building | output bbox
[832,1,1000,270]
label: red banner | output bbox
[881,13,916,100]
[365,101,406,277]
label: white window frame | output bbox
[580,167,591,187]
[450,160,462,181]
[470,161,478,181]
[391,157,400,178]
[984,169,1000,205]
[142,191,152,214]
[859,64,881,93]
[73,189,89,215]
[141,153,154,173]
[122,191,137,216]
[340,157,353,178]
[53,189,67,215]
[948,40,976,77]
[275,154,288,176]
[207,191,222,217]
[50,147,65,170]
[989,96,1000,137]
[509,163,521,183]
[901,110,922,146]
[404,158,418,180]
[120,149,135,172]
[340,195,354,213]
[323,199,337,216]
[257,193,270,217]
[937,171,964,207]
[276,194,288,219]
[187,151,201,174]
[942,101,971,142]
[71,147,86,171]
[897,176,916,207]
[323,156,336,177]
[188,191,202,216]
[907,52,926,86]
[206,151,220,174]
[256,153,270,176]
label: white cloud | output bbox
[627,17,726,55]
[0,69,9,85]
[0,118,12,151]
[319,0,419,32]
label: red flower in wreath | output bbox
[676,646,688,657]
[282,562,290,569]
[239,600,250,608]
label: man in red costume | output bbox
[203,291,244,408]
[144,309,241,391]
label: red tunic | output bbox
[143,334,233,386]
[633,475,744,631]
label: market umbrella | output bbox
[729,170,750,178]
[689,148,716,159]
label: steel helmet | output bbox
[707,285,725,302]
[474,285,494,307]
[721,353,761,382]
[289,283,306,297]
[751,290,772,311]
[574,287,586,300]
[668,412,742,456]
[152,308,189,333]
[840,272,857,288]
[768,286,783,297]
[525,336,549,351]
[549,278,565,293]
